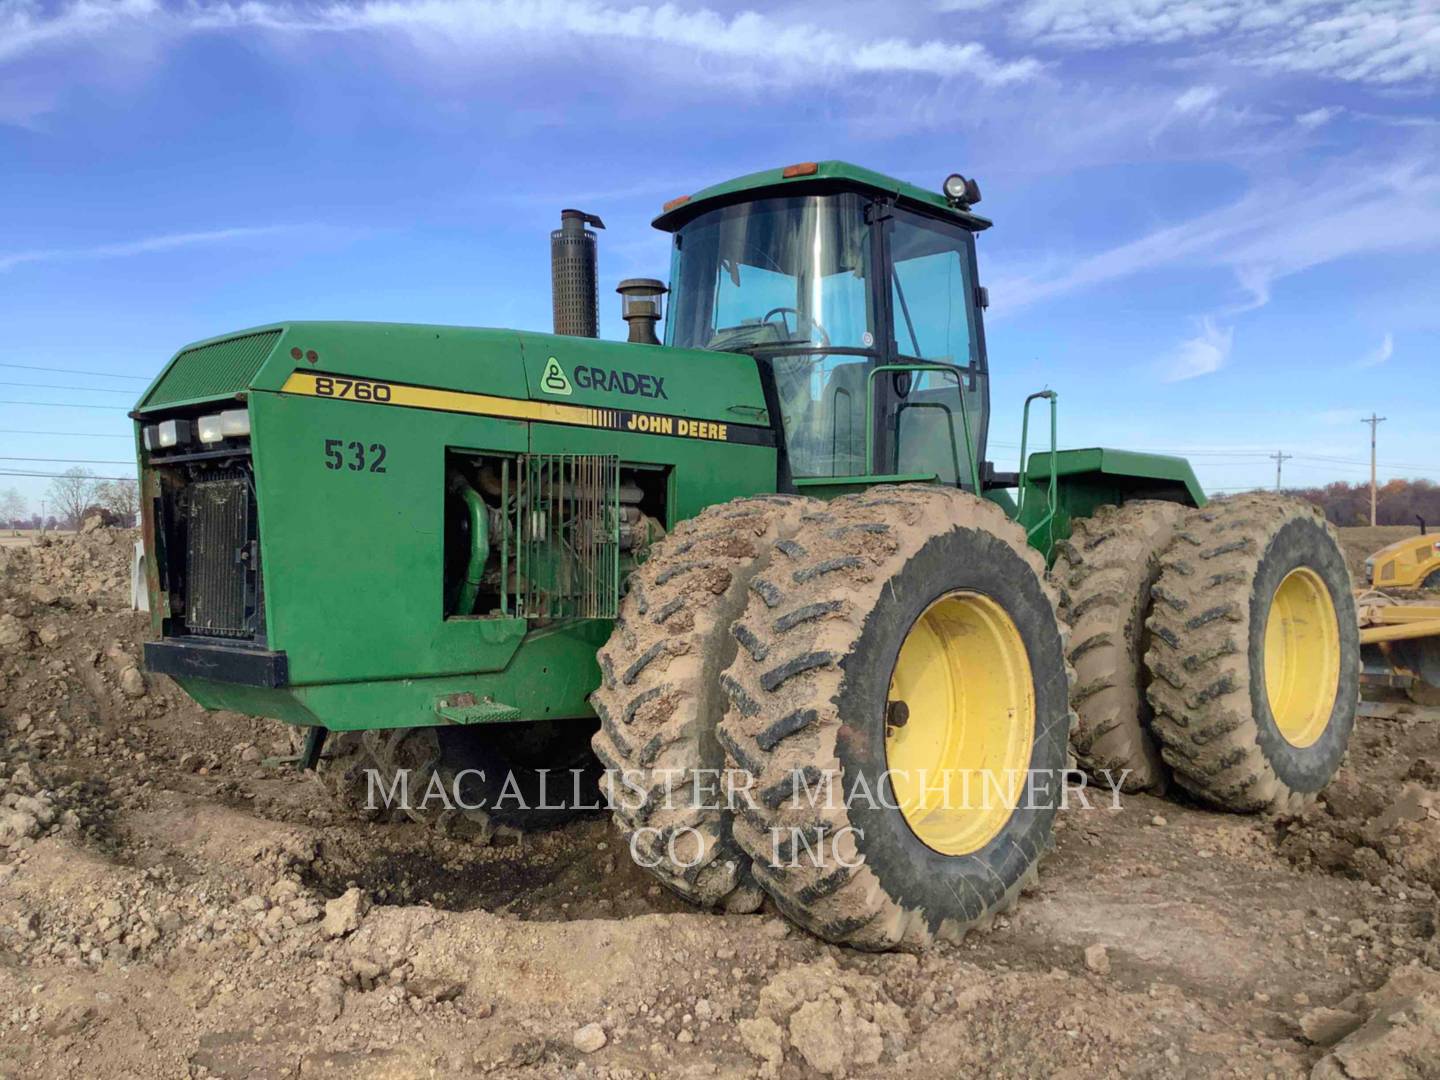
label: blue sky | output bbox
[2,0,1437,509]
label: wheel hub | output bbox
[1263,567,1341,748]
[884,591,1034,856]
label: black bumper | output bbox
[144,639,289,688]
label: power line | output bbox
[0,380,134,395]
[0,400,129,410]
[0,361,148,382]
[0,456,133,465]
[0,429,130,438]
[0,468,135,481]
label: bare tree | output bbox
[47,467,97,532]
[0,488,25,532]
[96,479,140,525]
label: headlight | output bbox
[1363,559,1374,579]
[158,419,190,448]
[219,408,250,437]
[142,424,159,451]
[198,408,250,444]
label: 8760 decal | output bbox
[313,376,393,401]
[323,438,388,473]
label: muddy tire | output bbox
[1145,495,1359,814]
[717,486,1073,950]
[305,722,601,837]
[591,494,816,911]
[1051,501,1187,792]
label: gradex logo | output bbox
[540,356,573,396]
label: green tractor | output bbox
[135,161,1359,949]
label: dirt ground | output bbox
[1,526,1438,1078]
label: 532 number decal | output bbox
[313,376,393,401]
[324,439,388,473]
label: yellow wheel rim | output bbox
[1263,568,1340,748]
[884,591,1034,856]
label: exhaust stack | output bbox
[551,209,604,338]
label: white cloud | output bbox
[1358,331,1395,368]
[1296,106,1341,129]
[0,225,302,272]
[1163,318,1232,382]
[1000,1,1439,87]
[0,0,161,63]
[1174,85,1221,114]
[1,0,1042,85]
[990,155,1440,314]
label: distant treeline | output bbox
[1289,479,1440,527]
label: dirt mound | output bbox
[1279,751,1440,896]
[1310,964,1440,1079]
[0,526,136,606]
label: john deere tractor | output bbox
[135,161,1359,948]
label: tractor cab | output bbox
[655,162,993,492]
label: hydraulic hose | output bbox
[452,476,490,616]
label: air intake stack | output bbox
[617,278,667,346]
[551,209,605,338]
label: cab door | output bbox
[875,206,989,489]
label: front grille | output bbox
[142,330,280,409]
[180,469,262,639]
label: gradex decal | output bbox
[540,356,573,396]
[573,365,668,399]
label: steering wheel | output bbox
[762,307,831,348]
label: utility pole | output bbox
[1361,414,1386,526]
[1270,451,1292,492]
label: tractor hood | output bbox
[134,322,771,433]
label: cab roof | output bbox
[651,160,993,233]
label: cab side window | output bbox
[889,213,978,367]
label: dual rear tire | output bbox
[595,486,1074,949]
[1058,494,1358,813]
[1144,495,1358,813]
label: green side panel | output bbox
[177,621,608,731]
[1015,447,1206,563]
[250,390,532,684]
[178,678,323,725]
[246,330,777,688]
[653,160,992,232]
[140,328,282,409]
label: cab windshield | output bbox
[666,193,875,353]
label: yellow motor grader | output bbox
[1359,527,1440,706]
